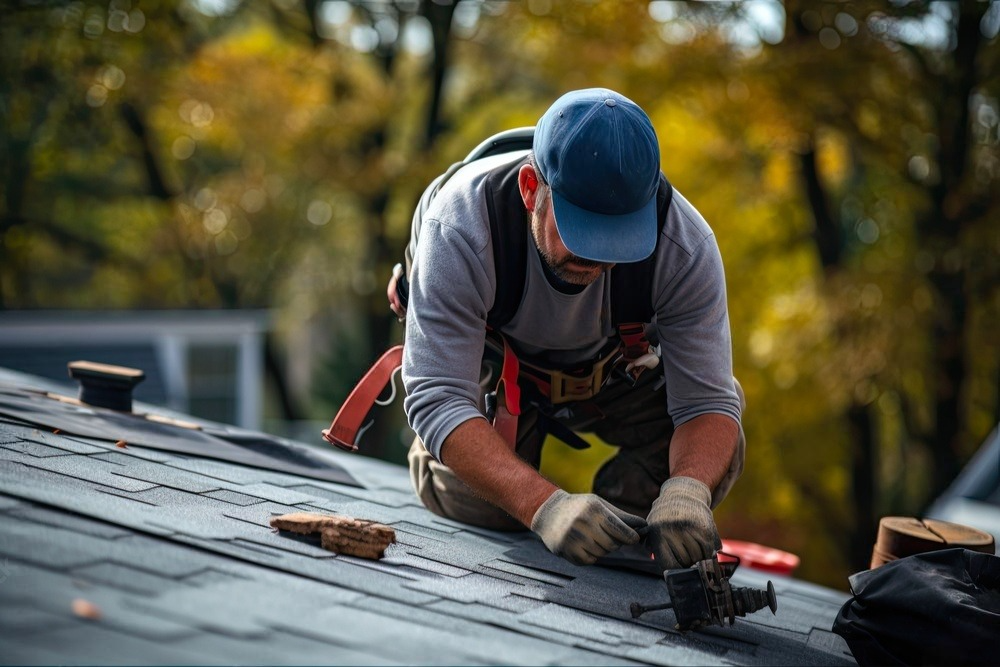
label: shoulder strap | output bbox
[609,174,674,326]
[484,156,532,329]
[398,129,534,307]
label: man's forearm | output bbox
[439,417,559,526]
[668,413,739,492]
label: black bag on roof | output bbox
[832,548,1000,666]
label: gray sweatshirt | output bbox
[402,153,741,461]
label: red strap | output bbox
[618,322,649,361]
[491,335,521,451]
[617,322,652,383]
[325,336,522,453]
[322,345,404,452]
[497,335,521,417]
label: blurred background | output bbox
[1,0,997,589]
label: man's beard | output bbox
[529,191,609,286]
[541,250,606,285]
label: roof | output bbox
[0,366,856,665]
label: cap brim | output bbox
[551,192,657,264]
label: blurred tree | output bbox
[308,0,467,461]
[0,1,340,421]
[760,0,999,571]
[0,0,471,450]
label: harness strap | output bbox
[322,345,404,452]
[617,323,657,382]
[490,324,658,453]
[489,334,521,451]
[326,337,524,454]
[497,334,522,417]
[537,412,592,450]
[618,323,649,359]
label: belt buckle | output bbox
[550,365,605,404]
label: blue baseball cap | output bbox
[534,88,661,264]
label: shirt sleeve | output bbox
[653,228,742,428]
[401,209,496,461]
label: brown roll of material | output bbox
[870,516,996,569]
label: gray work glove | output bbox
[647,477,722,571]
[530,490,647,566]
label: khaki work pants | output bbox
[408,368,746,531]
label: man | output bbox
[396,88,744,572]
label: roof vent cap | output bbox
[67,361,145,412]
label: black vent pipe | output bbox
[67,361,145,412]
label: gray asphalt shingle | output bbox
[0,369,856,665]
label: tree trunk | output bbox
[916,0,988,503]
[848,403,877,571]
[421,0,461,147]
[798,146,842,271]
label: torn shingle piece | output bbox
[321,530,387,559]
[269,512,395,560]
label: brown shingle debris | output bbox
[269,512,395,560]
[72,598,102,620]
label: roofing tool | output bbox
[629,553,777,632]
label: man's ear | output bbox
[518,163,539,212]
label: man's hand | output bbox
[387,263,407,321]
[531,489,647,565]
[647,476,721,571]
